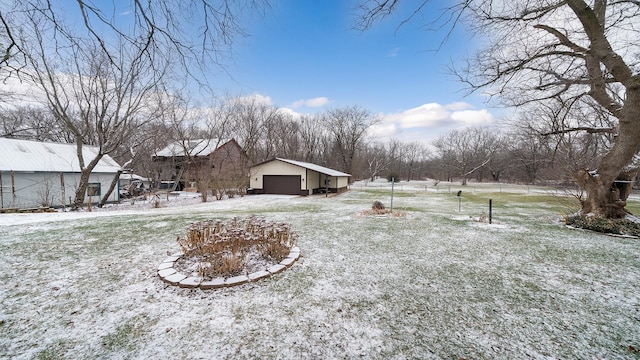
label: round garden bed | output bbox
[158,217,300,289]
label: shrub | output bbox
[372,201,385,212]
[386,173,401,182]
[565,214,640,237]
[176,216,298,279]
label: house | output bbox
[152,139,249,192]
[249,158,351,195]
[0,137,122,208]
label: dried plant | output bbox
[176,216,298,279]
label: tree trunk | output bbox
[571,0,640,216]
[98,170,123,207]
[575,168,638,218]
[72,155,105,209]
[575,89,640,218]
[73,168,92,209]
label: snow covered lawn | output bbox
[1,181,638,359]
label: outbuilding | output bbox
[249,158,350,195]
[0,137,122,209]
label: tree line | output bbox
[0,98,610,189]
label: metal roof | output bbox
[0,137,121,173]
[119,174,150,181]
[154,139,232,157]
[274,158,351,177]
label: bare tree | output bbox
[510,98,614,184]
[433,127,495,185]
[1,1,267,84]
[357,1,640,218]
[505,126,552,184]
[229,96,282,164]
[0,106,72,142]
[323,106,379,176]
[268,113,303,160]
[23,34,163,208]
[296,114,329,164]
[402,141,430,181]
[361,139,403,182]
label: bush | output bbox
[386,173,401,182]
[565,214,640,237]
[176,216,298,279]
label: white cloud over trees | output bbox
[291,97,331,108]
[381,102,494,131]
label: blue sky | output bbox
[215,1,497,144]
[4,1,499,145]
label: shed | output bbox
[0,138,122,208]
[119,173,151,189]
[249,158,351,195]
[119,173,151,198]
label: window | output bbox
[87,183,101,196]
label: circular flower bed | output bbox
[158,216,300,289]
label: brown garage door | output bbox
[263,175,301,195]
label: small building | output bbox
[119,173,151,189]
[152,139,249,192]
[249,158,351,195]
[119,173,151,198]
[0,137,122,208]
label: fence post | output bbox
[489,199,493,224]
[390,177,395,212]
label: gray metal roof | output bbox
[154,139,231,157]
[275,158,351,177]
[0,137,121,173]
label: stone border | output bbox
[157,246,301,289]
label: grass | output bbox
[100,316,150,353]
[0,182,639,359]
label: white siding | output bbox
[0,171,119,208]
[336,176,349,188]
[250,161,307,190]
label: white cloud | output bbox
[237,93,273,105]
[383,103,452,129]
[291,97,330,108]
[444,102,472,111]
[368,122,398,138]
[381,102,494,130]
[278,107,305,119]
[450,109,494,127]
[372,102,495,145]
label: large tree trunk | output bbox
[575,91,640,218]
[575,168,638,218]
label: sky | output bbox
[213,1,498,144]
[1,0,500,146]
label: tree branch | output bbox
[541,126,616,136]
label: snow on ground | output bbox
[0,181,639,359]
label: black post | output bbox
[390,177,395,212]
[489,199,493,224]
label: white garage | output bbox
[249,158,351,195]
